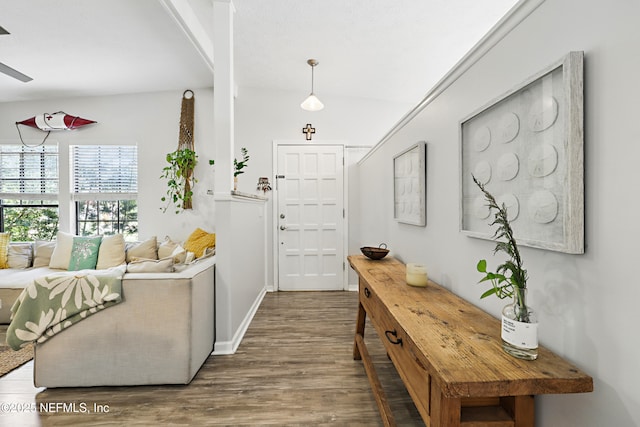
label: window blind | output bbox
[71,145,138,201]
[0,144,58,200]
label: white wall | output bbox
[214,196,267,353]
[0,88,216,240]
[356,0,639,425]
[234,86,412,289]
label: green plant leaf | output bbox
[477,259,487,273]
[480,287,499,299]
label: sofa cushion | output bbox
[8,243,33,269]
[0,233,9,269]
[49,231,75,269]
[126,236,158,262]
[158,236,187,264]
[96,234,126,269]
[126,257,174,273]
[68,236,102,271]
[183,228,216,258]
[33,240,56,268]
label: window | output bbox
[0,144,59,241]
[71,145,138,240]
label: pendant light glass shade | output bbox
[301,59,324,111]
[301,94,324,111]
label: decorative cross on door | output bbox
[302,123,316,140]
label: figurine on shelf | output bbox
[257,177,272,194]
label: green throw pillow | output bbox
[68,236,102,271]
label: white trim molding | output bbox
[359,0,546,165]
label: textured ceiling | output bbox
[0,0,518,105]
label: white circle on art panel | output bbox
[473,126,491,152]
[473,196,491,219]
[412,178,419,194]
[497,193,520,221]
[397,182,405,195]
[527,144,558,177]
[498,112,520,143]
[412,201,420,215]
[528,190,558,224]
[527,96,559,132]
[497,152,520,181]
[405,159,413,175]
[473,161,492,185]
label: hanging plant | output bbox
[160,147,198,213]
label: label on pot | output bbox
[502,316,538,349]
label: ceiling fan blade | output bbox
[0,62,32,82]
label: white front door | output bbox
[276,144,345,290]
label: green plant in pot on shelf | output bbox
[209,147,250,191]
[160,147,198,214]
[473,175,538,360]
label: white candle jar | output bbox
[406,263,428,287]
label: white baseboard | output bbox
[347,283,358,292]
[212,287,267,355]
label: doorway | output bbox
[274,143,345,291]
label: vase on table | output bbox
[501,288,538,360]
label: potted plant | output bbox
[209,147,250,191]
[233,147,250,190]
[473,175,538,360]
[160,147,198,213]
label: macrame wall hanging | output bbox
[178,89,196,210]
[160,90,198,213]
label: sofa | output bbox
[0,232,216,387]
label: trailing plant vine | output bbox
[160,148,198,213]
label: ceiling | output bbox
[0,0,518,105]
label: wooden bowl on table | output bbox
[360,243,389,260]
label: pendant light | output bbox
[301,59,324,111]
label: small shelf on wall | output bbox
[231,190,268,201]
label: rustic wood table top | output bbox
[348,255,593,399]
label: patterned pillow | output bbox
[0,232,9,269]
[183,228,216,259]
[68,236,103,271]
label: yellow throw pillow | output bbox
[183,228,216,259]
[0,232,10,269]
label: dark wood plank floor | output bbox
[0,291,423,426]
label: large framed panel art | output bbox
[460,51,584,254]
[394,141,426,226]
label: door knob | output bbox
[280,213,285,219]
[280,225,287,230]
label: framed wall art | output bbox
[459,51,584,254]
[394,141,426,226]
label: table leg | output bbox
[501,395,534,427]
[431,381,461,427]
[353,301,366,360]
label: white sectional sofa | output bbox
[0,239,216,387]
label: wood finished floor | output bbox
[0,291,423,426]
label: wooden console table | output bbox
[349,255,593,427]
